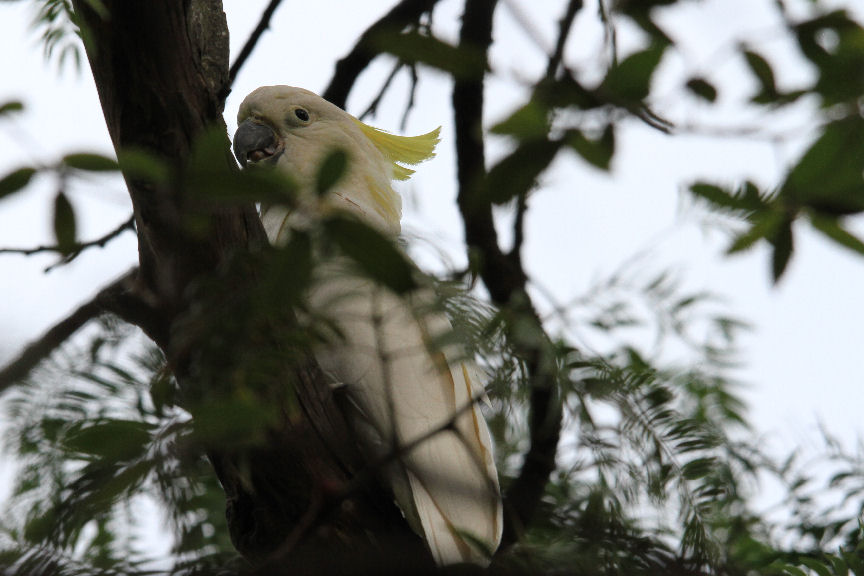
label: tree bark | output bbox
[71,1,427,569]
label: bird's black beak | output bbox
[233,119,283,168]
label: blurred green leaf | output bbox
[324,215,417,293]
[566,125,615,171]
[742,49,778,103]
[490,102,550,140]
[685,77,718,103]
[782,117,864,215]
[63,152,119,172]
[799,557,835,576]
[192,392,278,447]
[601,43,667,102]
[186,127,296,205]
[53,191,76,253]
[117,148,170,185]
[373,30,486,79]
[486,138,563,204]
[64,419,152,462]
[316,148,348,196]
[0,166,37,200]
[681,457,716,480]
[809,214,864,256]
[689,180,769,216]
[0,100,24,116]
[770,215,794,283]
[726,212,779,253]
[795,10,864,106]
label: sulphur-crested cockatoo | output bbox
[232,86,502,565]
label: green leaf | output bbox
[809,214,864,256]
[486,138,563,204]
[742,49,778,103]
[324,215,417,293]
[795,11,864,106]
[727,210,783,255]
[689,180,768,215]
[117,148,170,184]
[566,125,615,171]
[601,43,667,102]
[186,127,296,205]
[63,152,119,172]
[0,166,37,200]
[0,100,24,116]
[64,419,153,462]
[53,191,77,253]
[316,149,348,196]
[681,457,716,480]
[490,101,550,140]
[372,30,486,79]
[192,392,278,447]
[782,117,864,215]
[685,77,718,103]
[799,558,834,576]
[782,566,809,576]
[770,215,794,283]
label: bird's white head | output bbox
[233,85,440,235]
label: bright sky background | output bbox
[1,0,864,552]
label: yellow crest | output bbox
[353,120,441,181]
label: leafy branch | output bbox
[0,214,134,270]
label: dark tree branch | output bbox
[359,60,405,120]
[0,267,140,394]
[400,63,420,131]
[507,1,581,262]
[547,0,583,78]
[511,191,528,259]
[227,0,285,89]
[452,0,566,552]
[0,215,135,272]
[322,0,440,109]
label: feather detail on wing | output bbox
[307,263,502,565]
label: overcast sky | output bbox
[2,0,864,544]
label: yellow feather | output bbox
[353,120,441,181]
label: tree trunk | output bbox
[71,1,429,570]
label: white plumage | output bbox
[234,86,502,565]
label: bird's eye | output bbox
[294,108,310,122]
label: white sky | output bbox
[1,0,864,550]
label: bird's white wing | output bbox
[308,260,502,565]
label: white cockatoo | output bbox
[232,85,502,565]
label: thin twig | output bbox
[501,0,553,57]
[399,64,420,131]
[322,0,441,109]
[359,60,405,120]
[546,0,583,79]
[597,0,618,67]
[228,0,286,88]
[0,267,140,394]
[0,215,134,266]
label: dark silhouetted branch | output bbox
[228,0,286,89]
[0,215,134,266]
[359,60,405,120]
[0,267,142,394]
[547,0,583,78]
[322,0,440,109]
[452,0,566,552]
[4,215,134,273]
